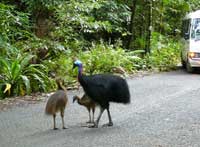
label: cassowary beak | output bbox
[72,63,77,69]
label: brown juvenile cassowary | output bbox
[73,59,130,128]
[73,94,96,123]
[45,79,68,130]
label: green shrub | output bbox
[42,51,76,87]
[0,3,31,43]
[77,42,143,74]
[145,32,181,71]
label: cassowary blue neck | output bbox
[78,65,83,79]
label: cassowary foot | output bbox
[53,127,59,130]
[80,123,89,127]
[63,126,68,129]
[102,122,113,127]
[88,122,98,128]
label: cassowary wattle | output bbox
[73,59,130,128]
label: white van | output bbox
[181,10,200,72]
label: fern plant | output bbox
[0,53,52,98]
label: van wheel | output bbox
[186,61,194,73]
[181,58,186,68]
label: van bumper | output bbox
[188,58,200,67]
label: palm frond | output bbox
[11,61,21,82]
[32,74,47,92]
[20,75,31,94]
[20,54,35,69]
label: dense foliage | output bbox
[0,0,198,98]
[0,54,51,98]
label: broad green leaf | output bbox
[11,61,21,81]
[20,75,31,94]
[33,74,46,91]
[20,54,34,69]
[3,83,11,96]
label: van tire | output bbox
[186,61,194,73]
[181,58,186,68]
[181,52,186,68]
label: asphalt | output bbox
[1,69,200,147]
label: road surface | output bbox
[1,69,200,147]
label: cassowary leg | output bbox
[89,107,105,128]
[87,108,92,123]
[103,108,113,127]
[92,107,95,123]
[53,114,58,130]
[61,109,67,129]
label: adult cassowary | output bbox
[73,59,130,128]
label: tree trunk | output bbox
[145,0,152,54]
[35,10,49,38]
[126,0,137,50]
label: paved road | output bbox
[1,69,200,147]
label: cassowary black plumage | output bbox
[73,59,130,128]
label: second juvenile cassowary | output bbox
[73,94,96,123]
[73,60,130,128]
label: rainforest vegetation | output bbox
[0,0,200,98]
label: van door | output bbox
[181,19,191,64]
